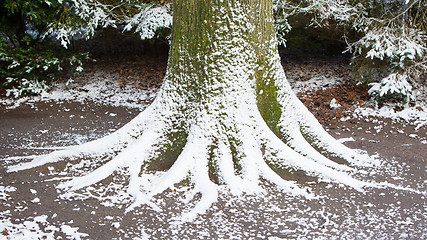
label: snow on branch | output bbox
[47,0,172,48]
[123,4,172,40]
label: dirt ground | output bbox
[0,54,425,239]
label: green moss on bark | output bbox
[146,129,188,171]
[256,71,282,136]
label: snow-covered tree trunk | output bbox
[10,0,371,220]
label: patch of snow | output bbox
[288,75,345,94]
[354,105,427,130]
[61,225,88,240]
[0,186,17,201]
[337,137,355,143]
[408,134,418,139]
[330,98,341,109]
[0,216,88,240]
[340,116,351,121]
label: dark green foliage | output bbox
[0,0,66,48]
[0,39,89,97]
[274,0,426,105]
[0,0,89,97]
[0,0,173,97]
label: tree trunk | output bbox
[10,0,370,221]
[170,0,281,129]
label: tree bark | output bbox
[168,0,281,129]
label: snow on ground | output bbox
[288,75,346,94]
[354,105,427,130]
[1,63,426,239]
[0,185,87,239]
[0,217,88,240]
[0,76,157,111]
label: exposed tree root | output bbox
[8,60,385,222]
[7,93,179,172]
[7,86,376,221]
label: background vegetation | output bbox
[1,0,425,106]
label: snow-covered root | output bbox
[7,93,176,172]
[262,131,369,191]
[249,100,370,191]
[122,124,219,222]
[221,104,306,196]
[216,139,264,195]
[236,123,310,197]
[293,95,369,165]
[274,64,370,166]
[127,126,210,210]
[180,134,218,222]
[279,114,353,171]
[57,126,166,190]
